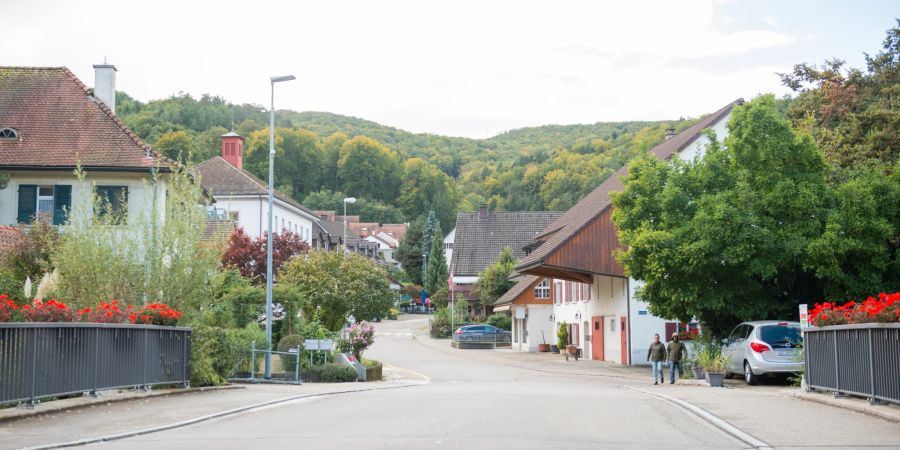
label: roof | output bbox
[450,210,564,276]
[202,220,235,242]
[194,157,316,217]
[0,67,173,170]
[0,226,24,258]
[494,275,539,306]
[517,99,742,272]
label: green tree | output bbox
[421,211,438,285]
[337,136,402,203]
[243,128,323,199]
[154,130,195,164]
[425,224,448,296]
[322,132,347,191]
[475,247,516,306]
[278,250,393,331]
[399,158,459,230]
[395,216,426,285]
[302,189,404,225]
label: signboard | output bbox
[638,310,648,316]
[515,308,526,319]
[303,339,335,351]
[799,304,809,330]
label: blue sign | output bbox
[638,310,648,316]
[421,289,427,303]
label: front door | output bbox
[620,317,628,365]
[592,316,604,360]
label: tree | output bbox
[475,247,516,306]
[395,216,426,285]
[612,95,831,335]
[398,158,460,230]
[278,250,393,331]
[221,228,310,285]
[243,128,323,199]
[336,136,402,203]
[154,130,195,164]
[321,132,347,191]
[421,211,438,285]
[302,189,404,225]
[425,224,448,296]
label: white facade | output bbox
[1,171,168,226]
[511,304,554,352]
[443,228,455,268]
[365,234,400,269]
[213,194,317,244]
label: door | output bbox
[724,325,749,372]
[592,316,604,360]
[620,317,628,365]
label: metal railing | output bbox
[805,323,900,405]
[0,323,191,406]
[451,332,512,349]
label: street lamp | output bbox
[342,197,357,255]
[264,74,295,379]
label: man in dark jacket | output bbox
[667,332,688,384]
[647,333,667,384]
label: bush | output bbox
[347,321,375,360]
[321,363,359,382]
[0,269,24,302]
[557,321,569,346]
[487,313,511,331]
[277,334,305,372]
[190,322,267,386]
[429,301,467,338]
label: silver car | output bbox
[721,321,803,385]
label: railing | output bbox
[0,323,191,406]
[805,323,900,405]
[451,332,512,349]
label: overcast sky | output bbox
[3,0,895,138]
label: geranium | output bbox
[22,298,76,322]
[677,328,700,341]
[79,300,131,324]
[134,303,183,326]
[346,320,376,359]
[0,294,20,322]
[810,292,900,326]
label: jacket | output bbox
[667,340,687,362]
[647,341,667,362]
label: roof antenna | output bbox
[231,108,235,132]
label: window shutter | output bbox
[17,184,37,223]
[53,185,72,225]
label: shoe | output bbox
[653,381,658,385]
[670,381,675,384]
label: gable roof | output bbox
[517,99,742,273]
[451,210,564,276]
[194,157,316,217]
[0,226,24,259]
[495,275,540,306]
[0,67,173,170]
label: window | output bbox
[17,184,71,225]
[0,128,17,139]
[534,279,550,299]
[553,280,564,304]
[37,186,54,217]
[95,186,128,224]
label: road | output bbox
[4,315,900,449]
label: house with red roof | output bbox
[0,64,180,228]
[508,99,742,364]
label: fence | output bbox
[805,323,900,405]
[451,331,512,349]
[0,323,191,406]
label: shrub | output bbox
[22,299,75,322]
[0,294,20,322]
[347,321,375,359]
[487,313,511,331]
[78,300,131,323]
[0,269,24,302]
[557,321,569,346]
[277,334,305,372]
[190,322,267,386]
[321,363,358,382]
[134,303,183,326]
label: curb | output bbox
[22,382,423,450]
[624,386,773,450]
[784,390,900,425]
[0,385,244,425]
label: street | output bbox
[3,315,900,449]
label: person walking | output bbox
[667,332,688,384]
[647,333,667,385]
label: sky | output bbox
[2,0,896,138]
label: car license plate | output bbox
[776,350,798,357]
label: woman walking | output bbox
[647,333,667,385]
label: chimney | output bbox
[664,128,676,141]
[221,131,245,169]
[478,204,488,220]
[93,62,117,114]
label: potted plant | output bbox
[538,331,551,352]
[557,321,578,360]
[695,346,727,387]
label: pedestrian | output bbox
[667,332,688,384]
[647,333,667,385]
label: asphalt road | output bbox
[5,315,900,449]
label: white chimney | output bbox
[93,62,118,114]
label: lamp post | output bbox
[264,74,295,379]
[342,197,357,255]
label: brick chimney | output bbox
[478,204,489,220]
[221,131,245,169]
[93,62,117,114]
[664,128,676,140]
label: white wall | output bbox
[214,194,316,244]
[443,228,455,268]
[676,111,731,163]
[1,171,167,226]
[627,279,668,366]
[510,304,553,352]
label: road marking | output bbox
[623,385,773,450]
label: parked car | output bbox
[721,321,804,385]
[453,324,512,343]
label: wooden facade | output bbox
[512,278,554,306]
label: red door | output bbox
[620,317,628,365]
[592,316,604,360]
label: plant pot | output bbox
[550,345,560,353]
[692,367,706,379]
[538,344,551,352]
[705,372,725,387]
[566,345,578,355]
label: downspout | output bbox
[258,195,264,238]
[626,277,632,366]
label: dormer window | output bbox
[0,128,18,139]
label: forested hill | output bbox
[115,90,695,229]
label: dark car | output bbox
[453,324,511,343]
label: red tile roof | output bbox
[0,226,24,258]
[0,67,173,170]
[193,157,315,217]
[517,99,742,273]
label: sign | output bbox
[303,339,335,351]
[515,308,526,319]
[799,304,809,329]
[638,310,648,316]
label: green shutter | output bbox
[17,184,37,223]
[53,185,72,225]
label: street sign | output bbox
[303,339,335,351]
[799,304,809,329]
[515,308,526,319]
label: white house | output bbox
[194,133,319,244]
[443,227,455,268]
[0,65,175,229]
[509,100,741,364]
[365,232,401,269]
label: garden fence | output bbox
[805,323,900,405]
[0,323,191,406]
